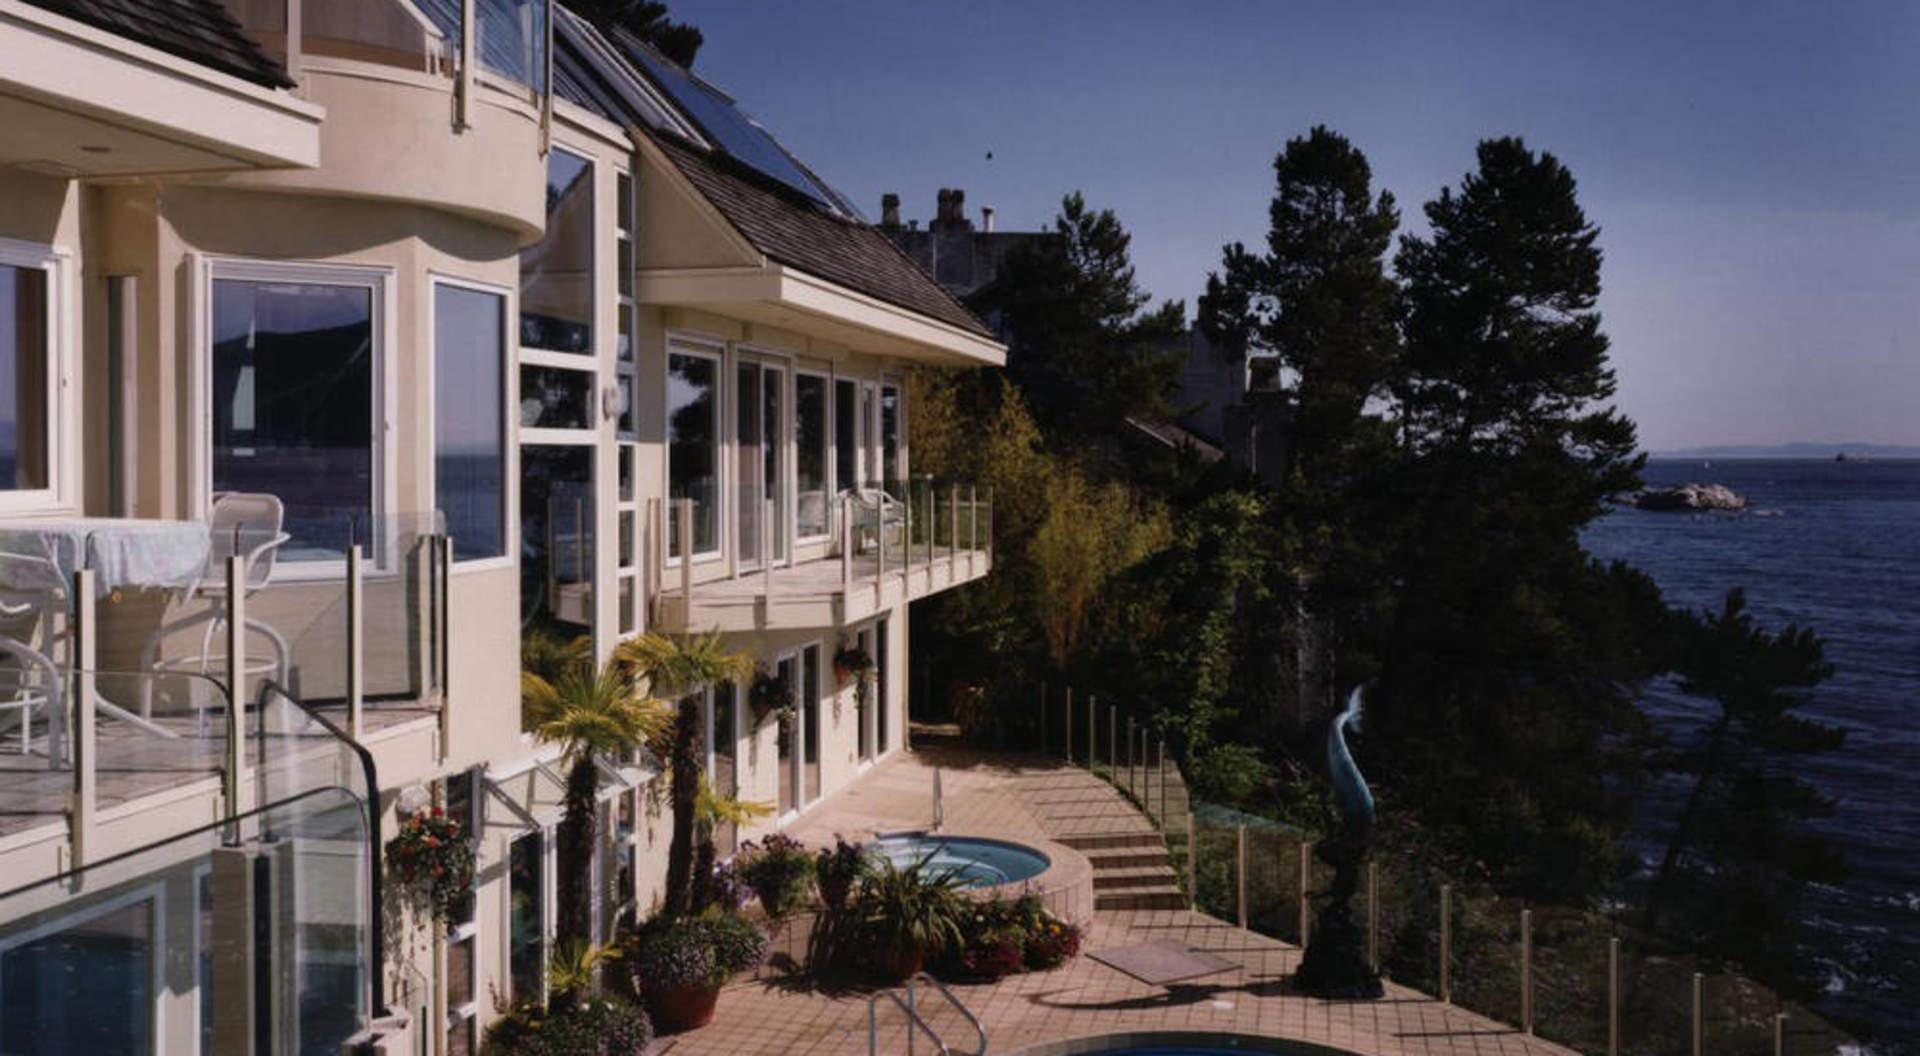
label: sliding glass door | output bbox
[775,655,796,815]
[736,358,787,569]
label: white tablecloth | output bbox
[0,518,212,595]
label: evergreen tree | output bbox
[1375,137,1666,902]
[574,1,704,67]
[973,193,1186,459]
[1648,589,1845,981]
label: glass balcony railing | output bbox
[1034,688,1857,1056]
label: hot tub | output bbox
[869,833,1051,888]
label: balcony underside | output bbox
[652,547,991,634]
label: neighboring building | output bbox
[0,3,1000,1053]
[878,187,1043,308]
[1175,330,1291,481]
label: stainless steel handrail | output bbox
[867,985,950,1056]
[907,972,988,1056]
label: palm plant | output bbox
[524,660,670,947]
[854,853,969,982]
[615,631,754,918]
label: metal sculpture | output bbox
[1293,684,1385,998]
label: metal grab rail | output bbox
[867,986,949,1056]
[866,972,988,1056]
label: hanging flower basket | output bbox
[748,670,795,725]
[831,644,874,686]
[386,807,476,922]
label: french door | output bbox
[736,358,787,569]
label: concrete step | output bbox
[1056,830,1164,852]
[1092,866,1180,891]
[1084,846,1173,870]
[1095,888,1189,911]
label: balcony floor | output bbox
[654,547,991,633]
[0,700,433,843]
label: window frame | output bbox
[0,236,72,515]
[428,274,515,573]
[194,256,396,581]
[663,336,724,565]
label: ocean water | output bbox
[1583,458,1920,1051]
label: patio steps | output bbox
[1054,830,1188,911]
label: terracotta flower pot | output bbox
[645,979,722,1034]
[874,947,925,986]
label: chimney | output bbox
[981,206,995,233]
[881,193,901,228]
[950,188,966,224]
[935,189,953,223]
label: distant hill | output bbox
[1650,442,1920,460]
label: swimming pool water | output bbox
[869,834,1049,888]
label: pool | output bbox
[868,833,1051,888]
[1008,1033,1367,1056]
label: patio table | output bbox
[0,517,213,745]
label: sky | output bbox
[672,0,1920,452]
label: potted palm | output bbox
[852,854,968,984]
[523,659,669,949]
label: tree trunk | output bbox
[556,757,599,948]
[690,832,717,914]
[662,696,702,918]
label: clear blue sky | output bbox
[676,0,1920,452]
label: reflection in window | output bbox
[881,384,902,496]
[776,655,795,814]
[435,285,506,561]
[0,896,153,1053]
[667,352,718,557]
[1,263,48,492]
[796,375,827,536]
[834,379,855,495]
[710,683,738,854]
[520,150,593,354]
[508,833,543,1001]
[802,644,821,803]
[477,0,548,90]
[520,445,593,645]
[519,365,592,429]
[211,278,373,562]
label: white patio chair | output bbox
[0,552,64,755]
[139,493,291,721]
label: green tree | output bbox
[1647,590,1845,979]
[523,661,670,946]
[1198,125,1402,486]
[615,631,754,919]
[572,1,704,67]
[1374,137,1666,901]
[973,193,1186,454]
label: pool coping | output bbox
[1006,1030,1369,1056]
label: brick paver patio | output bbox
[662,742,1575,1056]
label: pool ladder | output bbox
[867,972,987,1055]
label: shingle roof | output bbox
[548,6,993,340]
[21,0,294,89]
[652,135,994,339]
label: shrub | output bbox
[1023,918,1083,970]
[736,834,814,920]
[479,994,651,1056]
[951,926,1025,982]
[629,913,768,992]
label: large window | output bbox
[0,257,50,497]
[880,382,902,496]
[796,373,827,538]
[666,349,719,558]
[210,272,377,563]
[507,832,544,1001]
[834,379,855,496]
[520,150,593,355]
[434,283,507,562]
[801,643,821,804]
[520,445,593,636]
[0,890,157,1053]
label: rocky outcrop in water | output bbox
[1631,483,1748,512]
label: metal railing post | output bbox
[1107,704,1116,780]
[1692,972,1703,1056]
[1439,882,1452,1003]
[1298,840,1312,946]
[225,554,248,824]
[1087,692,1095,772]
[1039,680,1048,757]
[1366,861,1379,971]
[903,478,915,586]
[1521,907,1534,1034]
[347,543,364,739]
[1158,738,1168,822]
[1186,810,1197,910]
[968,484,979,576]
[1235,824,1248,928]
[1125,715,1135,796]
[1608,936,1621,1056]
[948,484,959,569]
[70,569,97,867]
[1773,1012,1786,1056]
[985,483,994,567]
[1065,685,1073,764]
